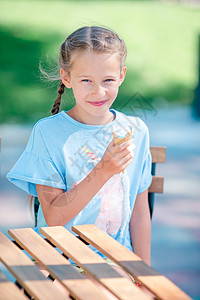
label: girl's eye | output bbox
[82,79,91,83]
[105,79,114,82]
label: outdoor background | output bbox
[0,0,200,299]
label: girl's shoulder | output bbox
[31,111,74,138]
[28,111,68,144]
[34,111,64,130]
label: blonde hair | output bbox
[51,26,127,115]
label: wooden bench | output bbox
[0,225,191,300]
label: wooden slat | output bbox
[0,270,28,300]
[0,232,68,300]
[150,146,166,163]
[148,176,164,193]
[8,228,107,300]
[72,225,192,300]
[40,226,151,300]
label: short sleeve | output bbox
[137,126,152,194]
[6,123,66,197]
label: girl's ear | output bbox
[60,68,71,89]
[119,66,127,86]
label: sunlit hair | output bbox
[51,26,127,115]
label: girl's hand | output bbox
[99,138,135,177]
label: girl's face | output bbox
[61,51,127,125]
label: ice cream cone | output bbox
[112,128,133,145]
[112,127,133,173]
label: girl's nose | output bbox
[92,84,106,98]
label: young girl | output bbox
[7,26,152,268]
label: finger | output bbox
[108,139,116,148]
[123,160,132,171]
[114,139,133,152]
[105,140,116,154]
[118,152,133,168]
[117,145,135,159]
[120,157,133,172]
[127,142,135,152]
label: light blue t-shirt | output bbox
[7,109,152,252]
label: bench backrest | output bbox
[148,146,166,218]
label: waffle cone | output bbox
[112,128,133,145]
[112,128,133,174]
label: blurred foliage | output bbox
[0,0,200,123]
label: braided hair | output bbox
[51,81,65,115]
[51,26,127,115]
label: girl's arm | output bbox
[36,138,134,226]
[129,189,151,266]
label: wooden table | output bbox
[0,225,191,300]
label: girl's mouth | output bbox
[88,100,107,107]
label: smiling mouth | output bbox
[88,100,108,107]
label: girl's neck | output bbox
[66,107,115,126]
